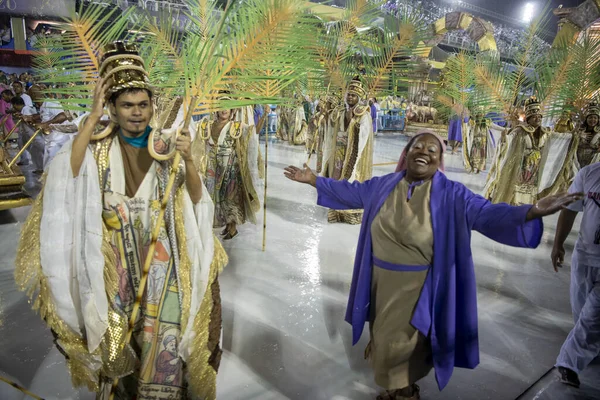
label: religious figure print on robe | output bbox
[153,335,183,386]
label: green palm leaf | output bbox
[32,2,135,111]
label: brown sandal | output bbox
[376,384,420,400]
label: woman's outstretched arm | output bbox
[284,164,376,210]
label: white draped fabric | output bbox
[39,138,215,361]
[538,132,574,194]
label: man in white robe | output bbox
[15,42,226,400]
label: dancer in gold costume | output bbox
[537,103,600,197]
[555,111,575,133]
[14,42,226,400]
[289,100,308,146]
[322,77,373,224]
[576,103,600,167]
[485,97,550,205]
[306,99,323,155]
[315,94,340,173]
[196,99,261,240]
[462,111,489,174]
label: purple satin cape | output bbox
[315,171,543,390]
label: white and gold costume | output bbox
[322,79,373,224]
[15,42,226,400]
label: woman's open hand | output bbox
[284,164,317,187]
[526,192,584,220]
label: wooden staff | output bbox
[262,125,269,252]
[108,97,196,399]
[0,375,44,400]
[7,128,43,169]
[2,119,22,144]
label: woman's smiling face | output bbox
[406,133,442,181]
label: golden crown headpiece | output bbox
[524,96,542,119]
[347,76,366,100]
[99,41,152,100]
[474,105,485,114]
[326,93,340,107]
[585,102,600,117]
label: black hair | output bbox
[1,89,13,97]
[11,96,24,106]
[582,114,599,131]
[109,87,153,105]
[12,81,23,88]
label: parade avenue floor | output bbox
[1,132,599,400]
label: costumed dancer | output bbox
[369,98,378,136]
[485,97,550,205]
[537,103,600,197]
[447,112,466,155]
[306,99,321,155]
[317,94,340,174]
[551,163,600,389]
[576,102,600,167]
[463,109,505,174]
[284,131,579,400]
[235,101,265,180]
[288,99,308,146]
[14,42,227,399]
[555,111,575,133]
[322,77,373,224]
[275,104,288,141]
[195,96,261,240]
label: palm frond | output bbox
[435,51,476,120]
[360,4,432,98]
[181,0,327,113]
[471,3,552,123]
[32,2,135,111]
[562,31,600,115]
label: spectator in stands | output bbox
[0,74,10,92]
[29,84,69,167]
[0,24,10,46]
[0,89,14,136]
[19,73,29,89]
[11,95,44,172]
[12,81,33,107]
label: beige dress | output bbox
[368,179,434,390]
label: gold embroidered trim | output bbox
[99,224,137,380]
[353,105,369,117]
[174,188,193,335]
[91,136,114,190]
[235,126,261,222]
[186,236,228,399]
[14,190,102,392]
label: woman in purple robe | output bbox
[284,131,581,400]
